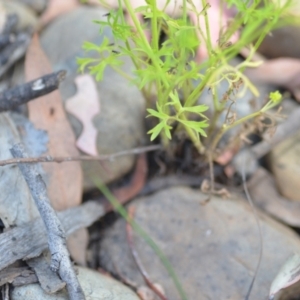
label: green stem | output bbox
[96,182,188,300]
[201,0,213,59]
[173,103,205,153]
[122,0,169,90]
[151,0,159,52]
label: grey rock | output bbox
[2,0,38,31]
[267,99,300,202]
[16,0,47,14]
[99,186,300,300]
[259,26,300,59]
[40,7,146,190]
[269,129,300,202]
[12,266,140,300]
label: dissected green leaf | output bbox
[148,121,165,141]
[147,108,168,119]
[178,119,209,137]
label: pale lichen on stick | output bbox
[10,143,85,300]
[0,70,66,112]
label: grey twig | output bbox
[0,70,66,112]
[0,32,31,78]
[27,254,66,294]
[2,14,18,35]
[10,143,85,300]
[0,144,161,167]
[0,201,104,272]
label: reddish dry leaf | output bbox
[112,154,147,204]
[103,154,148,212]
[25,34,82,211]
[39,0,79,28]
[25,34,85,264]
[65,74,100,156]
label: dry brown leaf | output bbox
[25,33,82,211]
[112,154,147,204]
[65,74,100,156]
[25,34,85,264]
[39,0,79,28]
[102,154,148,212]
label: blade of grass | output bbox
[94,180,188,300]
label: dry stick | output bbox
[0,32,31,78]
[10,143,85,300]
[0,14,18,54]
[0,70,66,112]
[126,207,168,300]
[27,255,66,294]
[0,201,104,272]
[0,144,161,167]
[2,14,18,35]
[0,34,15,51]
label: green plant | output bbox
[78,0,294,156]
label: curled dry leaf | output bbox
[65,74,100,156]
[99,153,148,212]
[270,254,300,300]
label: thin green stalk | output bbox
[173,103,205,153]
[116,0,138,67]
[150,0,159,52]
[185,69,212,107]
[211,84,219,111]
[206,108,222,142]
[201,0,213,59]
[96,181,189,300]
[122,0,169,90]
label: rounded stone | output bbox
[99,186,300,299]
[2,0,38,31]
[12,267,140,300]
